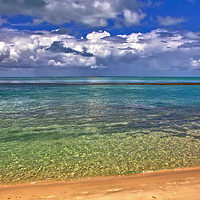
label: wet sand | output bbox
[0,167,200,200]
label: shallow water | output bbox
[0,78,200,183]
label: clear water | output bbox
[0,77,200,183]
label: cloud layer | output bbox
[0,0,145,27]
[0,28,200,75]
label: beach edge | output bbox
[1,166,200,200]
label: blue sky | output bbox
[0,0,200,76]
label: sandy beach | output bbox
[0,167,199,200]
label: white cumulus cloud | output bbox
[123,9,146,26]
[191,59,200,69]
[86,30,111,40]
[0,0,141,27]
[157,16,186,26]
[1,28,200,75]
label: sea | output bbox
[0,77,200,183]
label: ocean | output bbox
[0,77,200,183]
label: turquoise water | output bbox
[0,77,200,183]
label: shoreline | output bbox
[1,166,199,187]
[1,166,200,187]
[1,167,200,200]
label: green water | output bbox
[0,79,200,183]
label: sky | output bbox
[0,0,200,77]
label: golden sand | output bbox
[0,167,200,200]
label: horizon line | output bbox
[1,76,200,78]
[1,83,200,86]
